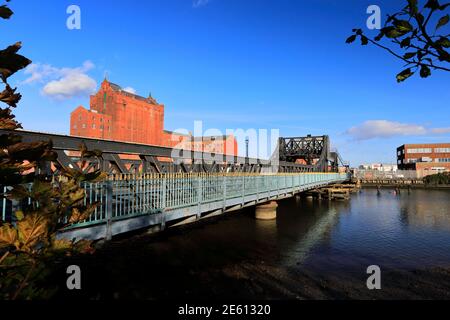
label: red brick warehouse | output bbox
[70,79,238,155]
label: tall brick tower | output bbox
[70,79,238,156]
[70,79,164,145]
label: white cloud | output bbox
[122,87,136,94]
[22,64,59,84]
[430,127,450,134]
[22,60,97,99]
[346,120,429,140]
[193,0,210,8]
[43,73,97,99]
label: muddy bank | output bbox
[55,238,450,300]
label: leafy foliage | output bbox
[423,172,450,184]
[347,0,450,82]
[0,1,105,299]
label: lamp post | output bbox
[245,137,249,159]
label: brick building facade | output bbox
[397,143,450,176]
[70,80,238,155]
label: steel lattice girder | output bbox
[1,129,319,174]
[278,135,337,172]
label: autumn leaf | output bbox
[0,42,32,82]
[0,224,18,249]
[51,239,73,251]
[0,85,22,108]
[17,214,48,249]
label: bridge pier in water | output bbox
[255,201,278,220]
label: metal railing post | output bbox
[162,176,167,228]
[1,185,6,223]
[105,181,113,241]
[197,176,202,218]
[256,175,259,202]
[241,175,245,205]
[223,175,227,210]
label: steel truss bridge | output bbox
[0,130,350,240]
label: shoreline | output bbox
[360,184,450,190]
[55,250,450,300]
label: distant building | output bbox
[397,143,450,176]
[358,163,397,172]
[70,79,238,156]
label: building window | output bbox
[438,158,450,163]
[407,158,418,163]
[435,148,450,153]
[82,124,86,129]
[92,124,96,129]
[407,148,432,154]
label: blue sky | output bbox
[2,0,450,165]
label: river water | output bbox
[72,188,450,299]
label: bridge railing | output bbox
[1,173,350,229]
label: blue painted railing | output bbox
[1,173,350,230]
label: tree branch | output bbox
[366,37,450,72]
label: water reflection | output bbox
[297,188,450,272]
[398,190,450,231]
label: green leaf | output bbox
[425,0,441,10]
[407,0,419,15]
[420,65,431,78]
[383,26,407,38]
[403,52,417,59]
[394,20,413,33]
[400,37,411,48]
[374,30,385,41]
[15,210,24,221]
[436,14,449,30]
[396,68,414,82]
[360,35,368,45]
[0,5,13,19]
[346,34,357,44]
[436,36,450,47]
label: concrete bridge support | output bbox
[255,201,278,220]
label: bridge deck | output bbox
[57,172,349,241]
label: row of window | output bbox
[73,124,110,131]
[77,115,110,123]
[398,147,450,155]
[407,147,450,154]
[435,148,450,153]
[398,158,450,164]
[407,148,432,153]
